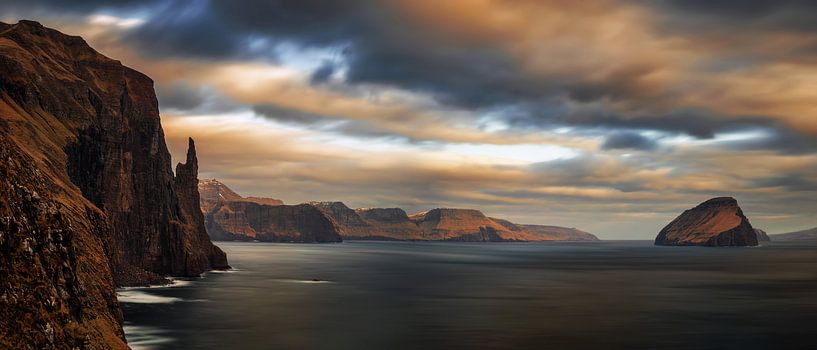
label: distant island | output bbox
[655,197,759,246]
[199,179,599,242]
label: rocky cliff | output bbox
[354,208,420,240]
[655,197,758,246]
[201,180,340,242]
[0,20,227,348]
[199,178,283,213]
[200,180,599,242]
[520,224,600,241]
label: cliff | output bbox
[754,228,771,242]
[198,178,283,213]
[201,180,340,242]
[655,197,758,246]
[771,227,817,241]
[0,20,227,348]
[520,224,600,241]
[200,180,598,242]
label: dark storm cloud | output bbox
[654,0,817,33]
[310,61,336,84]
[0,0,155,12]
[9,0,817,154]
[602,132,657,151]
[156,82,206,111]
[252,104,332,124]
[561,108,773,139]
[754,174,817,191]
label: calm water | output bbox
[120,241,817,350]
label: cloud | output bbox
[6,1,817,238]
[601,132,658,151]
[309,61,336,84]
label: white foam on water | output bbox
[117,290,182,304]
[118,278,193,291]
[204,267,242,275]
[123,324,174,350]
[274,278,335,284]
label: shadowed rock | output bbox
[754,228,771,242]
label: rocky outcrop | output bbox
[1,20,227,348]
[655,197,758,246]
[754,229,771,242]
[771,227,817,241]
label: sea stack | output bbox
[655,197,758,247]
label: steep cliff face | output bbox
[1,20,227,348]
[311,202,374,234]
[410,208,507,241]
[0,137,127,349]
[206,202,342,242]
[353,208,419,240]
[655,197,758,246]
[199,179,338,242]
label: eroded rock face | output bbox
[1,20,227,347]
[206,202,343,242]
[655,197,758,246]
[201,180,340,242]
[754,229,771,242]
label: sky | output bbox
[2,0,816,239]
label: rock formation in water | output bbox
[0,20,227,348]
[771,227,817,241]
[200,180,341,242]
[754,229,771,242]
[655,197,758,246]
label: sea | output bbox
[119,240,817,350]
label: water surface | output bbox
[121,241,817,349]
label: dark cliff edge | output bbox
[0,20,227,348]
[655,197,758,247]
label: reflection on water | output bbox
[121,241,817,349]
